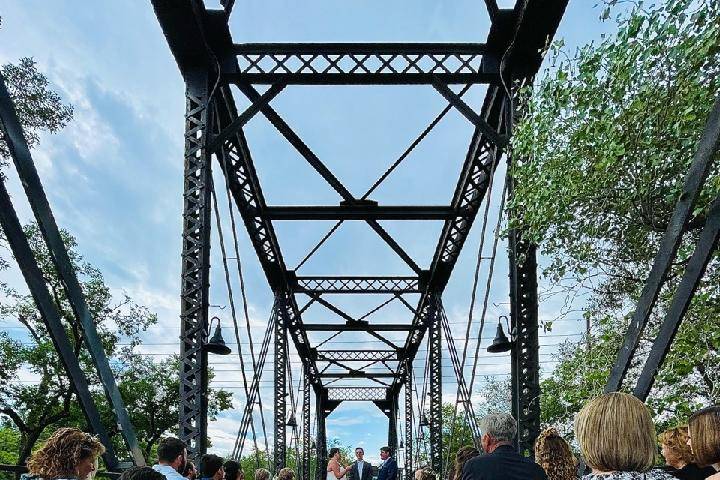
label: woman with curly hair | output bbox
[453,446,479,480]
[26,427,106,480]
[534,427,576,480]
[659,426,715,480]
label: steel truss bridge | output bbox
[1,0,720,479]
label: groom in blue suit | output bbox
[377,447,397,480]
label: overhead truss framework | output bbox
[152,0,568,473]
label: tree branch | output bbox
[1,407,28,432]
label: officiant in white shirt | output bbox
[349,447,373,480]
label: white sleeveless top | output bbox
[327,466,346,480]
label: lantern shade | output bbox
[286,415,298,428]
[419,414,430,427]
[206,322,232,355]
[487,321,512,353]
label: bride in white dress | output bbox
[327,448,348,480]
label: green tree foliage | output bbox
[510,0,720,434]
[0,18,73,167]
[0,225,232,464]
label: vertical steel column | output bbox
[316,391,327,480]
[274,295,289,473]
[179,69,214,458]
[428,295,443,474]
[505,86,541,458]
[302,367,312,480]
[507,234,540,457]
[506,87,540,454]
[404,366,413,480]
[388,396,398,453]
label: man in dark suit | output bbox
[461,413,547,480]
[376,446,397,480]
[348,447,373,480]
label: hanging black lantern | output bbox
[419,413,429,428]
[286,415,298,428]
[487,316,513,353]
[205,316,232,355]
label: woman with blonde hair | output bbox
[534,427,576,480]
[26,427,105,480]
[658,426,715,479]
[574,392,674,479]
[687,405,720,479]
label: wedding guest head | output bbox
[660,426,695,469]
[379,446,392,460]
[224,460,242,480]
[414,468,435,480]
[575,392,659,473]
[26,427,105,480]
[453,446,479,480]
[200,454,225,480]
[534,427,576,480]
[688,406,720,470]
[156,437,188,474]
[329,448,341,461]
[184,461,198,480]
[121,467,166,480]
[277,468,295,480]
[659,425,715,480]
[479,413,516,453]
[254,469,270,480]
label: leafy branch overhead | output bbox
[0,57,73,165]
[511,0,720,433]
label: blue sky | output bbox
[1,0,618,467]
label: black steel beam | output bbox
[228,43,499,85]
[428,297,443,474]
[0,175,120,472]
[302,366,311,480]
[433,81,508,147]
[388,395,399,453]
[293,276,422,294]
[274,295,289,473]
[305,323,413,332]
[319,372,396,379]
[316,350,400,361]
[508,235,541,457]
[315,393,327,480]
[177,69,214,459]
[404,365,413,480]
[264,205,457,220]
[605,95,720,393]
[207,83,286,153]
[634,194,720,400]
[235,42,491,55]
[326,387,388,401]
[0,72,145,467]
